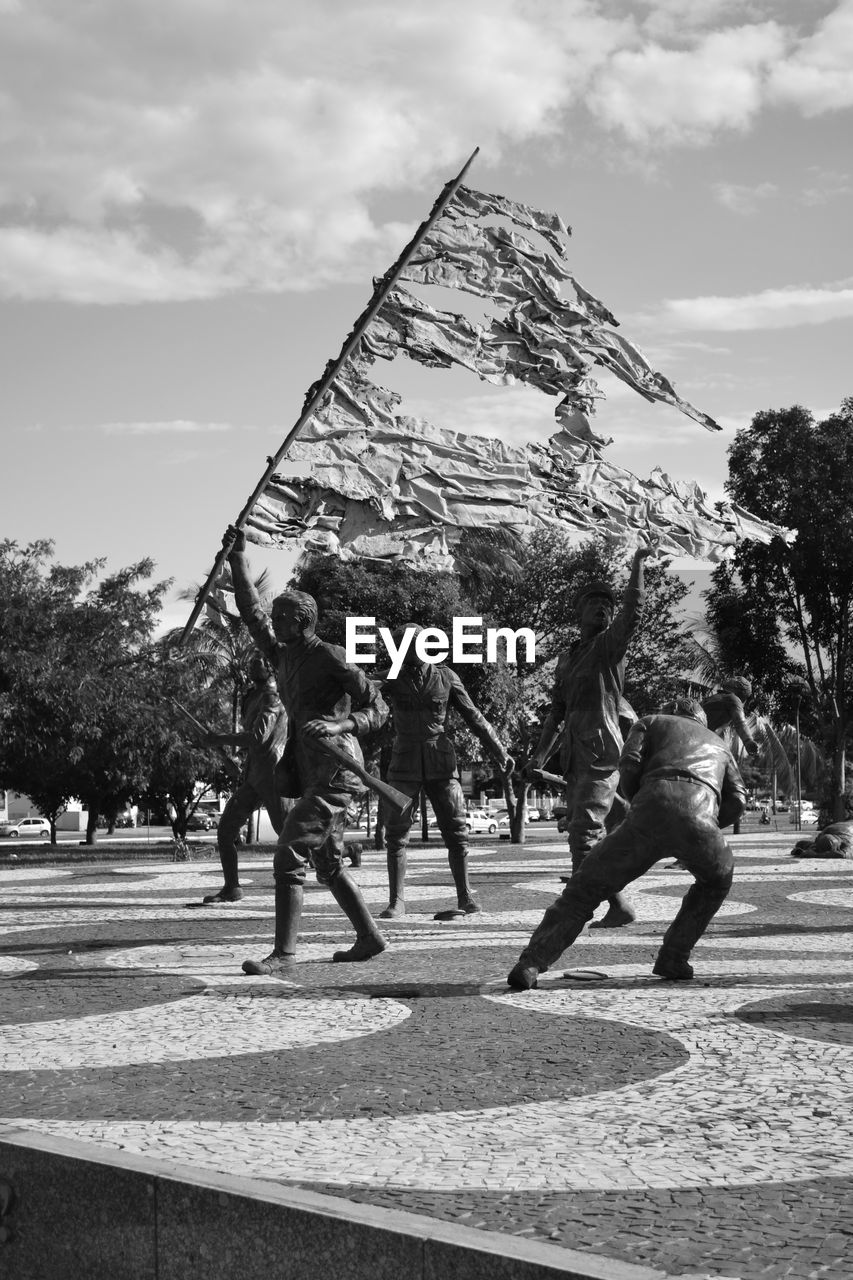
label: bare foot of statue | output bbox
[241,952,296,976]
[507,961,539,990]
[434,898,481,921]
[332,935,387,963]
[379,901,406,919]
[203,886,244,904]
[588,903,636,929]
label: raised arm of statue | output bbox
[609,544,654,655]
[223,526,276,659]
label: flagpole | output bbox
[179,146,480,645]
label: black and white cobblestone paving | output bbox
[1,828,851,1279]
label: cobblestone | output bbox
[0,831,852,1277]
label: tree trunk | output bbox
[85,807,99,845]
[49,819,57,847]
[373,797,386,850]
[246,810,257,845]
[504,776,529,846]
[831,739,846,821]
[420,787,429,841]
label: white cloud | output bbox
[0,226,223,304]
[799,167,850,206]
[769,0,853,113]
[0,2,850,303]
[99,420,237,435]
[0,0,627,303]
[712,180,778,214]
[658,280,853,330]
[588,23,787,144]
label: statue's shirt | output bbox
[549,585,643,774]
[378,664,503,783]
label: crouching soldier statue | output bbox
[378,626,513,920]
[507,698,745,990]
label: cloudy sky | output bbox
[3,0,851,627]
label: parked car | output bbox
[790,801,818,825]
[185,812,217,832]
[497,809,531,827]
[552,803,568,833]
[466,812,498,833]
[0,817,51,839]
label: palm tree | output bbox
[172,566,273,733]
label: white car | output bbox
[497,810,531,827]
[465,812,498,834]
[790,802,818,825]
[0,816,51,839]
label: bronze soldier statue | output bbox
[508,698,746,989]
[702,676,759,756]
[224,528,389,974]
[202,650,290,903]
[377,626,513,920]
[525,546,654,928]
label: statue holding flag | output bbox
[524,545,654,928]
[224,528,390,974]
[377,626,513,920]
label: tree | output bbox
[135,642,234,840]
[0,539,228,843]
[175,564,273,735]
[708,400,853,819]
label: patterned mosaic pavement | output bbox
[1,826,852,1279]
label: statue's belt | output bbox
[652,770,721,799]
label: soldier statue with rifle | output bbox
[197,650,291,904]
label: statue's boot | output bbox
[203,886,244,904]
[329,870,387,962]
[242,884,303,976]
[379,849,406,919]
[652,874,732,980]
[434,850,481,921]
[506,886,595,988]
[507,960,540,990]
[652,947,693,981]
[204,842,242,903]
[588,891,636,929]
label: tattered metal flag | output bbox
[243,180,789,566]
[184,155,792,641]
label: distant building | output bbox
[1,791,90,831]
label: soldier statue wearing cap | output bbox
[702,676,759,757]
[524,545,655,928]
[508,697,746,989]
[377,625,513,921]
